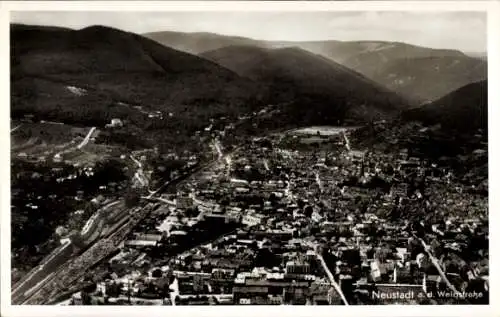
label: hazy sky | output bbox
[11,11,487,52]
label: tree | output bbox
[255,248,280,268]
[304,206,314,218]
[125,189,141,208]
[298,199,306,210]
[81,291,92,305]
[152,268,163,278]
[106,282,122,298]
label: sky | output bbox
[10,11,487,52]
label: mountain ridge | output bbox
[11,23,265,126]
[201,45,409,125]
[144,30,487,103]
[402,80,487,131]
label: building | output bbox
[242,213,265,227]
[105,118,124,128]
[177,195,194,209]
[286,260,311,275]
[232,270,311,304]
[254,229,294,241]
[212,268,235,281]
[132,232,164,242]
[71,292,83,305]
[230,178,250,188]
[124,240,158,249]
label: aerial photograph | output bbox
[9,10,488,306]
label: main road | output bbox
[413,234,462,297]
[315,251,350,305]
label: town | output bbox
[52,123,487,306]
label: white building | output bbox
[230,178,249,187]
[242,213,265,227]
[105,118,123,128]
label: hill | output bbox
[275,41,487,103]
[402,80,487,131]
[144,31,487,103]
[142,31,356,61]
[270,41,486,103]
[352,80,487,163]
[143,31,264,55]
[142,31,403,63]
[466,52,487,61]
[201,45,408,126]
[343,54,486,103]
[11,24,263,128]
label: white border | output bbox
[0,1,497,11]
[1,1,499,317]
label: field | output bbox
[10,122,114,165]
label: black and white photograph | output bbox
[1,1,498,316]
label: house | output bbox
[230,178,250,188]
[71,292,83,305]
[177,196,194,209]
[242,213,265,227]
[105,118,124,128]
[285,260,311,275]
